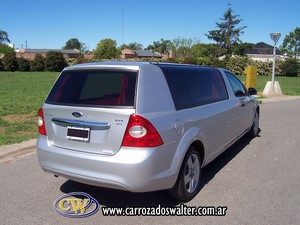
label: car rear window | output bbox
[158,65,228,110]
[46,70,137,107]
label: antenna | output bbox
[122,5,125,45]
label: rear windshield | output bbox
[46,70,137,107]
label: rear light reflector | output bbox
[38,108,47,135]
[129,126,147,138]
[121,114,163,147]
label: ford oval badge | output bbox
[72,112,83,118]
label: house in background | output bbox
[15,48,80,60]
[121,49,176,59]
[245,42,283,62]
[121,49,162,59]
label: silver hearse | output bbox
[37,61,259,202]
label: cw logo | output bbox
[54,192,99,217]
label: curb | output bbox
[259,95,300,104]
[0,139,37,163]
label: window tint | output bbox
[159,65,228,110]
[46,70,137,107]
[225,72,247,97]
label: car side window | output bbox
[159,66,228,110]
[225,72,247,97]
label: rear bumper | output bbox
[36,135,177,192]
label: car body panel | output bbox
[37,61,259,193]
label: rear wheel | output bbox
[168,146,202,202]
[247,110,259,138]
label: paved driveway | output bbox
[1,99,300,225]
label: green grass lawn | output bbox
[0,72,59,146]
[236,75,300,95]
[0,71,299,146]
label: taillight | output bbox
[121,114,163,147]
[38,108,47,135]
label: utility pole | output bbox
[122,5,124,45]
[270,33,281,92]
[262,33,283,96]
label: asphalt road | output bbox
[1,99,300,225]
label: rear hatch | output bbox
[43,68,138,155]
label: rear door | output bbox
[43,69,137,155]
[160,65,233,161]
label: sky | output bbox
[1,0,299,50]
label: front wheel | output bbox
[168,146,202,202]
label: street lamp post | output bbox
[270,33,281,92]
[262,33,283,97]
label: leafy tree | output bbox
[280,27,300,59]
[93,39,119,61]
[281,58,299,77]
[2,52,18,71]
[0,59,3,71]
[119,42,143,50]
[146,39,172,54]
[17,57,30,71]
[76,55,90,64]
[63,38,87,52]
[176,46,192,59]
[182,57,197,65]
[191,44,208,58]
[0,29,10,43]
[191,43,222,58]
[206,4,246,56]
[45,51,68,71]
[31,54,45,71]
[0,43,14,54]
[172,37,201,50]
[171,37,201,59]
[232,42,254,56]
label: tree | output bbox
[176,46,192,59]
[191,43,222,58]
[280,27,300,59]
[232,42,254,56]
[93,39,119,61]
[206,4,246,56]
[281,58,299,77]
[17,57,30,71]
[0,29,10,43]
[0,59,4,71]
[63,38,87,52]
[171,37,201,59]
[146,39,172,54]
[31,54,45,71]
[0,43,14,54]
[2,52,18,71]
[172,37,201,50]
[45,51,68,71]
[119,42,143,50]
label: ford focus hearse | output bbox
[37,62,259,202]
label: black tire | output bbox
[168,146,202,202]
[247,110,259,138]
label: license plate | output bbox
[67,126,90,142]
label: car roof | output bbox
[64,61,223,71]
